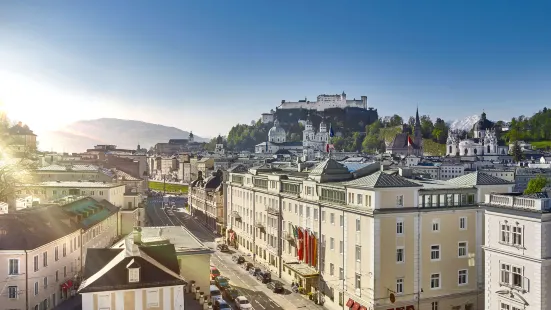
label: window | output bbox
[396,247,404,263]
[330,238,334,250]
[396,220,404,235]
[43,276,48,288]
[501,263,511,284]
[34,255,39,272]
[63,266,67,277]
[34,281,39,295]
[432,219,440,232]
[321,211,326,222]
[146,289,160,307]
[355,274,361,291]
[366,195,372,207]
[396,278,404,294]
[329,263,334,276]
[512,226,523,246]
[339,267,344,280]
[330,213,335,225]
[8,259,19,275]
[501,223,511,243]
[314,209,318,220]
[98,294,111,310]
[458,269,468,285]
[459,217,467,230]
[500,303,510,310]
[128,268,140,283]
[512,266,523,288]
[431,302,439,310]
[339,215,344,227]
[355,246,361,262]
[55,246,59,261]
[458,242,467,257]
[357,194,363,205]
[8,286,17,299]
[55,271,59,282]
[355,218,361,231]
[43,252,48,267]
[430,273,441,289]
[431,245,440,260]
[63,243,67,257]
[396,195,404,207]
[339,241,344,254]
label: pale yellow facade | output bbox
[81,285,185,310]
[17,182,126,207]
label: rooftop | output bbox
[447,171,514,186]
[27,181,125,188]
[61,197,118,229]
[37,164,100,172]
[482,192,551,213]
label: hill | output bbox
[39,118,208,153]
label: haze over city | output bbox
[1,0,551,138]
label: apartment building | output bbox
[34,165,114,182]
[18,181,126,207]
[479,168,516,182]
[0,206,83,310]
[189,170,225,233]
[480,192,551,310]
[226,160,514,310]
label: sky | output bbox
[1,0,550,138]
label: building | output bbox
[261,110,275,124]
[387,108,423,156]
[7,122,37,157]
[189,170,225,234]
[18,181,126,207]
[78,234,186,310]
[226,161,514,310]
[514,168,551,192]
[0,205,82,310]
[479,168,516,182]
[303,118,330,152]
[154,136,202,155]
[112,226,212,293]
[254,119,304,154]
[34,164,115,182]
[278,92,368,111]
[446,112,509,157]
[480,192,551,310]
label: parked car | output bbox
[256,270,271,283]
[210,285,222,304]
[210,266,221,280]
[213,299,232,310]
[248,267,261,276]
[217,244,230,252]
[232,255,245,264]
[235,296,253,310]
[223,286,239,301]
[241,262,254,271]
[215,276,230,289]
[266,280,284,293]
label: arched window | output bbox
[487,145,491,153]
[474,148,478,155]
[464,148,468,155]
[502,149,505,155]
[449,145,452,154]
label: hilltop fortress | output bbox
[278,91,368,111]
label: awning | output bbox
[283,262,319,278]
[351,302,360,310]
[61,280,73,290]
[346,298,354,307]
[359,307,367,310]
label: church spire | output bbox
[415,106,421,127]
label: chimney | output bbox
[133,226,142,244]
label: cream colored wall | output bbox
[82,213,119,265]
[379,188,417,209]
[178,253,210,294]
[476,184,514,202]
[84,285,184,310]
[107,186,125,207]
[344,213,374,301]
[119,209,140,235]
[0,251,27,309]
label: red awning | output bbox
[359,307,367,310]
[61,280,73,290]
[346,298,355,307]
[351,302,361,310]
[406,306,415,310]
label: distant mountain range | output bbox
[448,114,481,132]
[38,118,208,153]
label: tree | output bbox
[407,116,415,127]
[388,114,403,127]
[362,134,380,154]
[524,175,549,194]
[511,141,524,162]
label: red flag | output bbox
[297,228,304,260]
[407,136,413,146]
[304,230,309,263]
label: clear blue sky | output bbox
[1,0,550,138]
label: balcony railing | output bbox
[485,194,551,212]
[265,206,280,216]
[255,220,265,229]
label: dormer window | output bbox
[127,259,141,283]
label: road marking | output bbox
[255,300,266,309]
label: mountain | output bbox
[448,115,480,132]
[38,118,208,153]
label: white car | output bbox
[235,296,253,309]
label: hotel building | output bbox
[225,160,514,310]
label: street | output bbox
[146,198,322,310]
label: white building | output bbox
[447,112,509,157]
[303,119,330,152]
[261,110,275,124]
[481,193,551,310]
[255,119,303,154]
[278,92,368,111]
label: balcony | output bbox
[484,194,551,212]
[230,211,241,219]
[265,206,280,216]
[255,220,265,229]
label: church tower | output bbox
[414,107,423,155]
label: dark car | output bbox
[215,276,230,289]
[242,262,254,271]
[232,255,245,264]
[256,270,271,283]
[214,299,232,310]
[217,244,230,252]
[223,287,240,301]
[266,280,284,293]
[248,267,261,276]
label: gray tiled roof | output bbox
[447,171,513,186]
[309,159,350,175]
[345,171,422,188]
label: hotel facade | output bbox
[225,161,514,310]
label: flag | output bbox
[310,234,315,266]
[329,124,335,138]
[326,144,334,152]
[407,136,413,147]
[292,225,298,239]
[312,236,317,267]
[297,228,304,260]
[304,230,309,264]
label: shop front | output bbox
[283,261,319,293]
